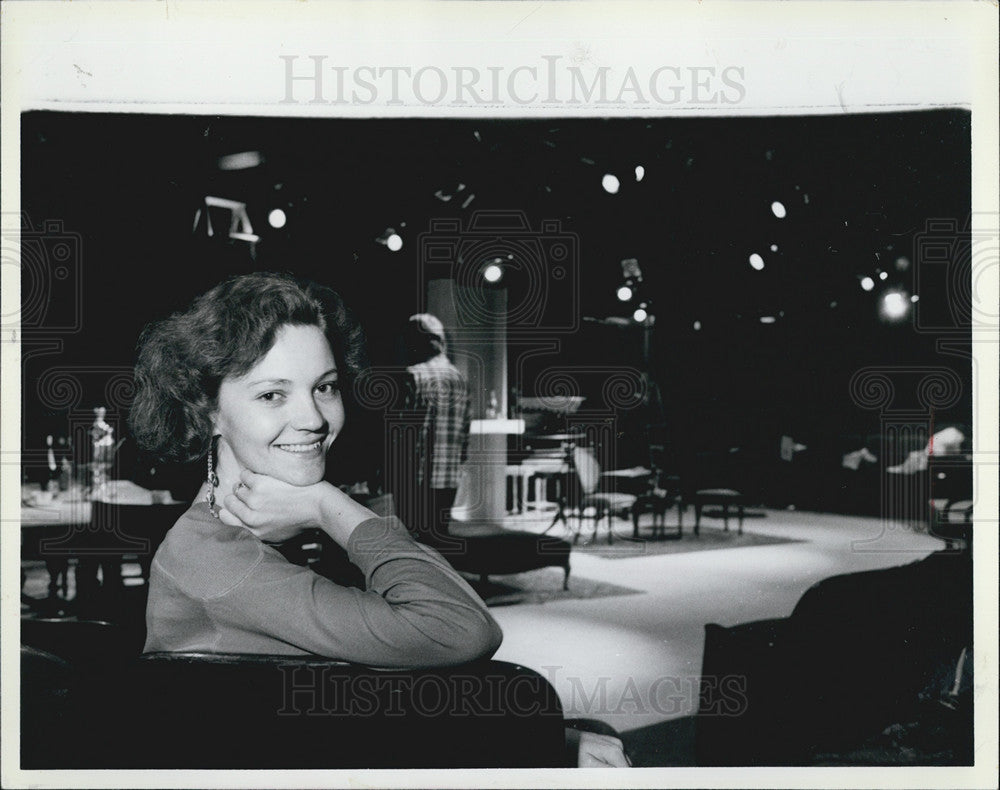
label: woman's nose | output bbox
[290,393,327,432]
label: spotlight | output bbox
[771,201,787,219]
[267,208,287,229]
[483,261,503,283]
[633,304,648,323]
[880,290,910,321]
[602,174,620,194]
[617,285,634,302]
[911,294,920,303]
[693,320,702,331]
[216,151,264,171]
[621,258,643,281]
[759,316,777,324]
[749,253,765,271]
[770,244,778,252]
[860,276,875,292]
[879,270,888,281]
[386,233,403,252]
[634,165,645,182]
[895,256,911,271]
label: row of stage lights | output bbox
[219,152,921,327]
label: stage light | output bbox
[749,253,765,271]
[693,320,702,331]
[635,165,645,182]
[483,262,503,283]
[217,151,264,171]
[633,305,648,323]
[895,256,911,271]
[602,174,620,194]
[617,285,634,302]
[880,290,910,321]
[267,208,287,229]
[770,244,778,252]
[879,270,889,281]
[911,294,920,303]
[860,276,875,292]
[771,201,787,219]
[386,233,403,252]
[759,316,777,324]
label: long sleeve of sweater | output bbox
[144,506,502,669]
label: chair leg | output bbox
[738,505,744,535]
[562,563,570,590]
[694,503,702,537]
[722,504,729,532]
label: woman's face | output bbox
[212,323,344,486]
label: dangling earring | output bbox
[206,435,220,518]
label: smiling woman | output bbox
[128,272,503,668]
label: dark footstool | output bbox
[631,493,684,539]
[441,527,572,590]
[692,488,745,535]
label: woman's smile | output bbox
[274,439,325,455]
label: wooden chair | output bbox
[631,473,685,539]
[571,446,637,544]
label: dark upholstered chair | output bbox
[277,523,573,592]
[695,549,973,765]
[23,650,566,769]
[20,646,75,768]
[20,617,141,671]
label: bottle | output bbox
[59,457,72,492]
[45,435,59,493]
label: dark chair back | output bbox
[696,550,973,765]
[20,646,74,768]
[54,654,566,769]
[20,617,141,671]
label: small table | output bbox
[692,488,745,536]
[632,492,684,539]
[21,482,185,612]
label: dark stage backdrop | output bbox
[19,111,972,508]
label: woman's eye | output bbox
[316,381,340,396]
[258,391,284,403]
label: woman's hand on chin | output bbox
[220,470,376,547]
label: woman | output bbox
[129,272,502,667]
[130,271,628,766]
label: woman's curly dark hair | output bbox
[129,272,368,463]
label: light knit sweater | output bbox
[144,503,503,669]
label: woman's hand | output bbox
[565,727,631,767]
[220,470,376,547]
[578,731,630,767]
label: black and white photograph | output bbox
[2,2,997,788]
